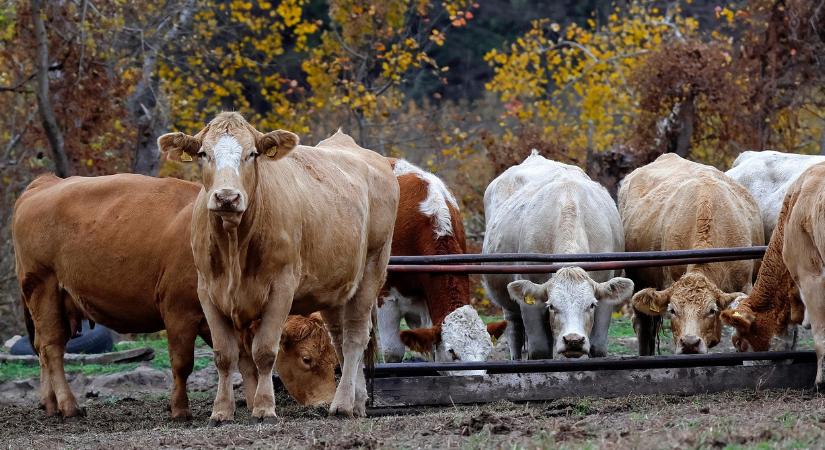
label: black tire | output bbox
[10,321,114,355]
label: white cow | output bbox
[482,150,634,359]
[726,150,825,239]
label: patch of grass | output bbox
[608,317,635,338]
[0,336,212,382]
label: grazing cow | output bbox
[721,165,818,355]
[620,153,764,355]
[726,150,825,238]
[159,113,398,422]
[377,159,505,368]
[482,151,634,360]
[12,174,337,419]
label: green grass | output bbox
[0,336,212,383]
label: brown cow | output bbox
[12,173,336,419]
[619,154,764,355]
[377,159,505,368]
[722,164,817,356]
[160,113,398,422]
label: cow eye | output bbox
[668,306,678,316]
[301,356,312,365]
[448,349,459,361]
[547,304,556,313]
[589,303,597,310]
[197,150,207,159]
[707,307,718,317]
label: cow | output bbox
[12,173,337,419]
[481,151,634,360]
[377,159,505,369]
[726,150,825,239]
[721,164,817,355]
[159,112,398,422]
[619,153,764,355]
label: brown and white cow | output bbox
[619,153,764,355]
[378,159,505,369]
[722,164,820,359]
[12,173,336,419]
[159,113,398,422]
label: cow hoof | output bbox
[208,418,233,427]
[60,406,86,422]
[171,412,193,422]
[328,404,354,418]
[256,416,279,425]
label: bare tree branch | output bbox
[31,0,71,177]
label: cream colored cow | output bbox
[159,112,398,423]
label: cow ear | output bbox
[717,291,745,310]
[486,320,508,340]
[721,306,755,332]
[594,277,634,306]
[507,280,548,307]
[400,326,442,354]
[632,288,670,316]
[256,130,299,159]
[158,132,200,162]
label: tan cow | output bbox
[159,113,398,422]
[619,153,764,355]
[12,174,336,419]
[722,164,820,359]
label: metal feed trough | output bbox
[364,246,818,409]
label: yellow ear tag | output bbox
[265,148,278,157]
[180,152,193,162]
[650,304,659,313]
[732,311,742,318]
[524,295,536,305]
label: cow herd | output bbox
[10,112,825,425]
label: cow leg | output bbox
[199,293,239,425]
[589,301,614,357]
[377,297,405,363]
[502,308,525,360]
[330,251,387,418]
[249,291,292,421]
[634,312,660,356]
[166,320,199,420]
[29,275,81,418]
[798,275,825,390]
[37,352,57,416]
[238,344,258,410]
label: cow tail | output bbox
[23,298,37,356]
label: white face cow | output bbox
[507,267,633,359]
[400,305,498,376]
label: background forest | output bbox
[1,0,823,339]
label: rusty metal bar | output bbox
[389,246,767,265]
[387,255,760,274]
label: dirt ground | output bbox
[3,387,825,449]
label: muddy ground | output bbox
[3,387,825,449]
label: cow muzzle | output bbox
[208,188,245,214]
[676,335,707,354]
[558,333,589,359]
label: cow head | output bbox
[633,272,742,354]
[720,302,769,352]
[400,305,503,376]
[276,313,337,406]
[507,267,633,359]
[158,112,299,225]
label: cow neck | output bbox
[742,192,795,315]
[425,237,469,326]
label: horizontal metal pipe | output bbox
[372,351,816,377]
[389,246,767,265]
[387,255,761,274]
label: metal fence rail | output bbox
[388,246,767,265]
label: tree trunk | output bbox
[129,0,195,175]
[31,0,71,178]
[674,95,694,158]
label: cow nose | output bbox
[679,335,702,354]
[562,333,585,350]
[213,189,241,209]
